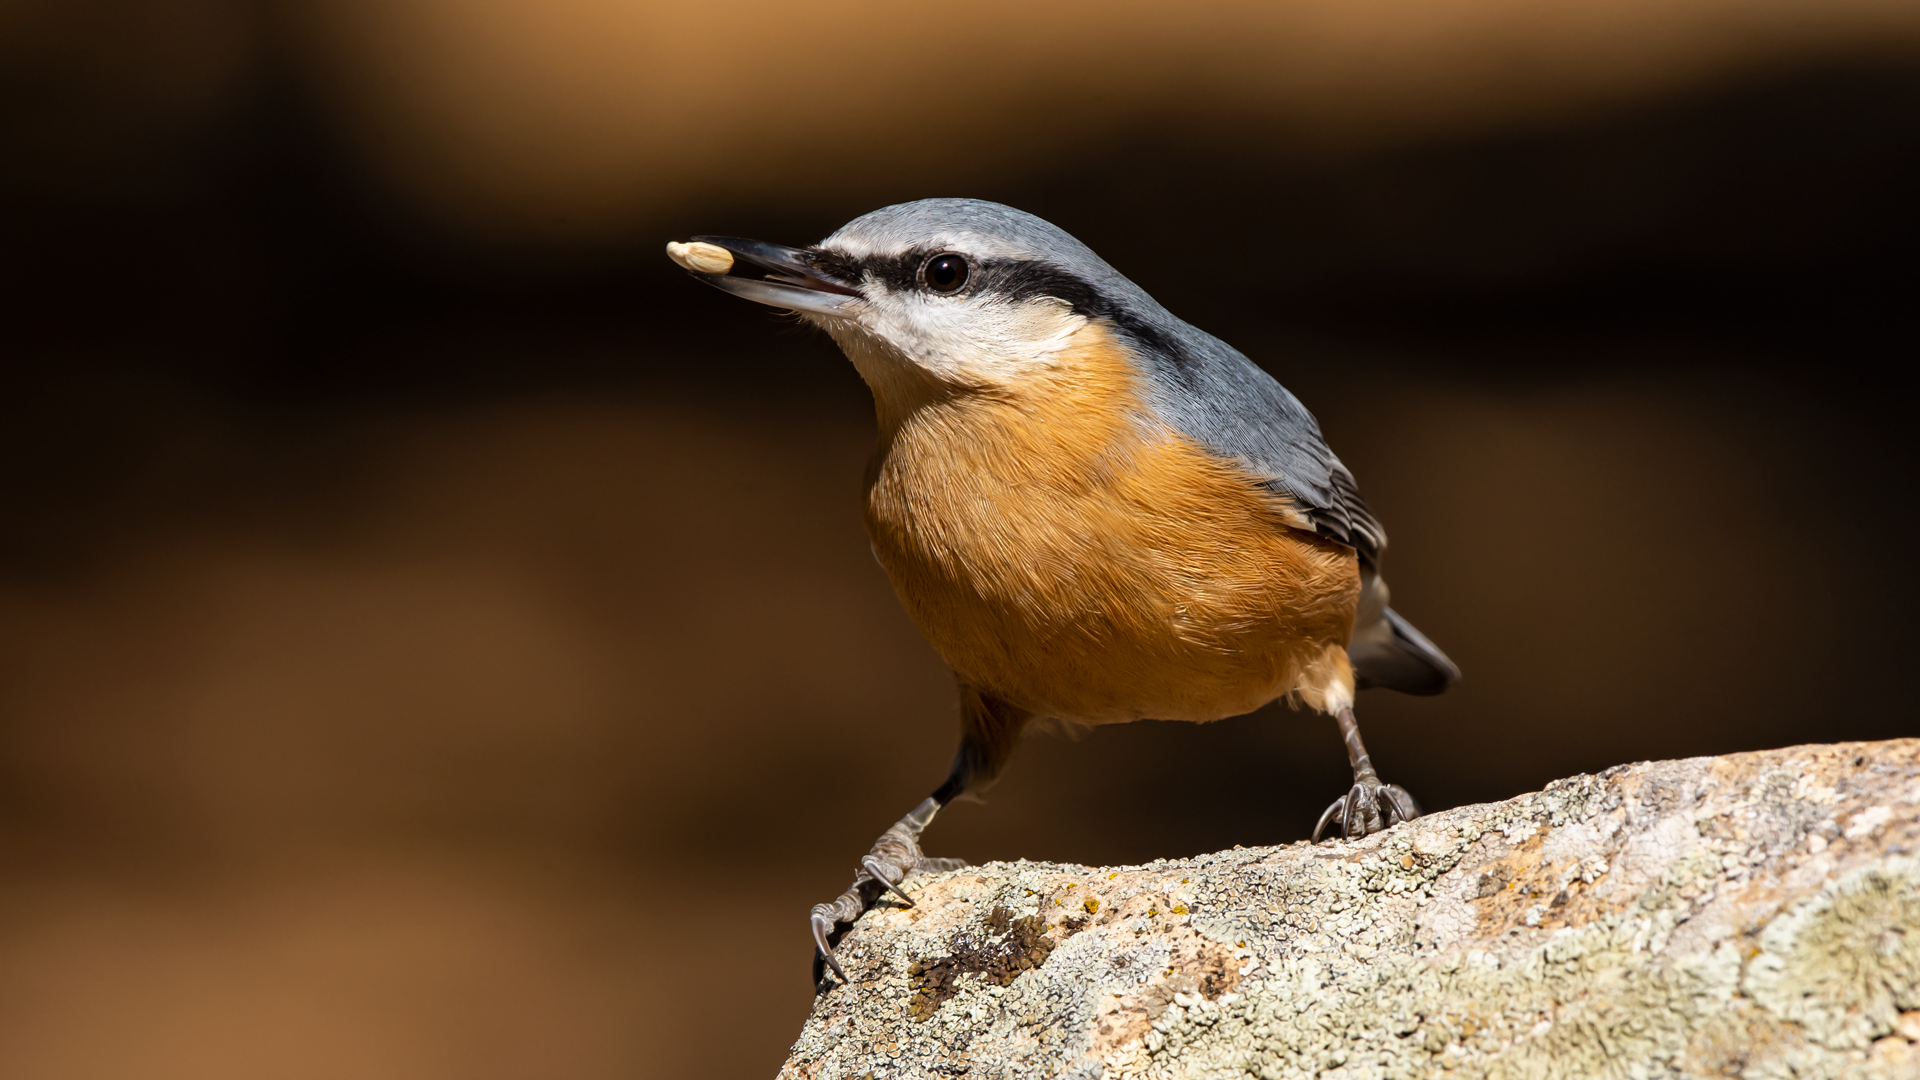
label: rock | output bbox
[778,740,1920,1079]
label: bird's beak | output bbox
[665,236,861,317]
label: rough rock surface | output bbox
[778,741,1920,1079]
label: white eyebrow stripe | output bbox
[823,229,1038,262]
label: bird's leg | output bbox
[808,794,967,986]
[810,683,1031,990]
[1312,704,1420,841]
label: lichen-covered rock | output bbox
[778,741,1920,1080]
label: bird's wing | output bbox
[1127,320,1386,566]
[1294,457,1386,567]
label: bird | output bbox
[666,199,1459,987]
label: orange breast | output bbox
[863,322,1361,724]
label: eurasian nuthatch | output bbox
[668,199,1459,987]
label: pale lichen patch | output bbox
[781,741,1920,1080]
[1745,856,1920,1050]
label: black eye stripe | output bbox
[825,251,1106,307]
[985,261,1103,313]
[853,253,923,292]
[806,248,866,286]
[813,247,1197,371]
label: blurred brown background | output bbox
[2,0,1918,1076]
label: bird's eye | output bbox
[923,253,969,293]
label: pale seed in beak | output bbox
[665,240,734,274]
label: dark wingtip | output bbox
[1352,608,1459,696]
[1386,608,1461,686]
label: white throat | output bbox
[808,294,1086,393]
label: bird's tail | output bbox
[1347,570,1459,695]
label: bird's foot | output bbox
[1312,774,1420,841]
[810,797,966,988]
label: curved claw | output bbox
[811,905,847,984]
[1312,796,1346,842]
[1381,784,1421,825]
[861,855,916,907]
[1314,781,1421,842]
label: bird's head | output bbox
[669,199,1171,419]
